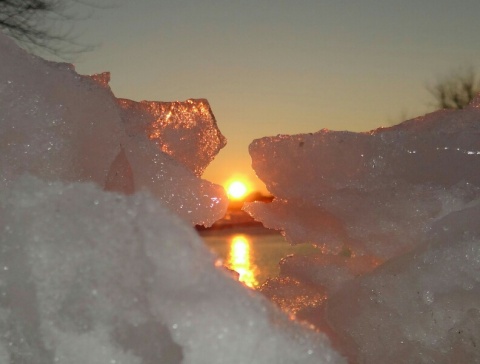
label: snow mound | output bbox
[245,105,480,362]
[0,177,344,364]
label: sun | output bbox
[226,180,249,200]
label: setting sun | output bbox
[226,180,249,200]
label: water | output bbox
[199,226,320,288]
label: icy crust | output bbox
[245,105,480,362]
[0,177,346,364]
[0,33,227,226]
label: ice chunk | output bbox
[0,176,346,364]
[0,32,227,226]
[118,98,226,176]
[250,111,480,198]
[245,109,480,258]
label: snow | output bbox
[3,25,480,363]
[0,33,345,364]
[0,177,344,364]
[245,99,480,362]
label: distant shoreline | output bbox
[196,224,281,237]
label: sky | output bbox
[53,0,480,193]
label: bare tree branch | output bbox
[0,0,97,60]
[427,67,480,110]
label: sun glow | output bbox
[226,180,249,200]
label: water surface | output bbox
[200,227,319,288]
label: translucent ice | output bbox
[0,177,346,364]
[245,103,480,362]
[118,98,226,176]
[0,33,227,226]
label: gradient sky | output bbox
[65,0,480,193]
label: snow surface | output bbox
[245,99,480,362]
[0,33,345,364]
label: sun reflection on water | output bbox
[227,235,258,288]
